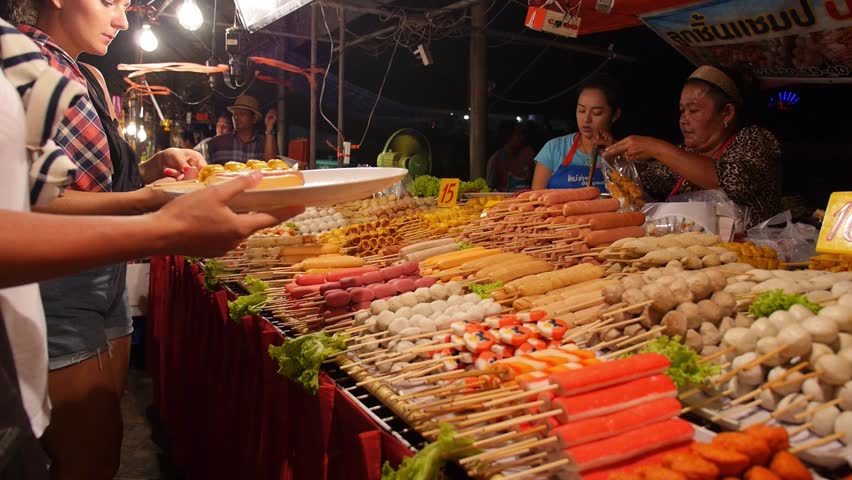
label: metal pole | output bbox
[309,4,318,169]
[276,35,287,157]
[337,7,345,167]
[469,0,488,180]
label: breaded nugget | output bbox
[635,465,687,480]
[661,452,719,480]
[769,451,813,480]
[713,432,772,465]
[745,465,782,480]
[691,442,751,476]
[744,424,791,454]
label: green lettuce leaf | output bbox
[381,424,479,480]
[468,281,503,299]
[202,259,229,292]
[748,289,821,318]
[227,275,269,323]
[625,335,720,389]
[267,332,349,395]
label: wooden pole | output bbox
[337,7,346,167]
[276,33,287,156]
[468,0,487,180]
[309,3,318,169]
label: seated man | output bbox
[205,95,278,165]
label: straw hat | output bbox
[227,95,261,116]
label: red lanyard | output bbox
[561,134,583,167]
[667,133,737,200]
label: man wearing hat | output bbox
[204,95,278,165]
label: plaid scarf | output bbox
[0,18,84,206]
[18,24,114,193]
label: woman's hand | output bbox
[151,171,304,258]
[139,148,208,184]
[603,136,670,162]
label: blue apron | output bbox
[546,134,607,190]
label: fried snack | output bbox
[661,452,719,480]
[713,432,772,466]
[745,465,782,480]
[606,170,647,208]
[691,442,750,476]
[769,451,813,480]
[634,465,687,480]
[744,425,790,455]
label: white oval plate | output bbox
[160,167,409,212]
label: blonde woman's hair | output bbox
[5,0,41,25]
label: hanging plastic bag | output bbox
[601,155,651,211]
[745,210,818,263]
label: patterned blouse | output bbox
[637,126,782,227]
[19,25,113,193]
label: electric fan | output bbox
[376,128,432,177]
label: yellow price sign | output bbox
[817,192,852,255]
[437,178,460,207]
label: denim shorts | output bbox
[40,263,133,371]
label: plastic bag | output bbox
[745,210,818,263]
[601,155,651,210]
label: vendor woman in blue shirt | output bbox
[531,74,623,191]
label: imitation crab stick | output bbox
[550,397,682,448]
[550,374,677,423]
[564,418,694,472]
[549,353,670,396]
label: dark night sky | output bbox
[75,0,851,208]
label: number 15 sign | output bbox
[817,192,852,255]
[437,178,460,207]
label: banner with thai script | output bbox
[641,0,852,81]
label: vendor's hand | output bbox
[264,109,278,131]
[153,171,304,258]
[603,135,667,162]
[139,148,207,184]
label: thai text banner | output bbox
[641,0,852,79]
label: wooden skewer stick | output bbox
[728,362,811,407]
[602,300,654,318]
[470,425,547,450]
[771,371,821,392]
[456,409,562,438]
[438,400,545,430]
[419,386,520,412]
[715,344,791,385]
[395,380,487,402]
[709,398,761,423]
[787,422,813,437]
[790,432,845,453]
[615,325,665,348]
[601,336,659,360]
[699,345,736,364]
[482,384,558,408]
[460,436,557,466]
[681,388,734,415]
[770,394,813,420]
[481,451,549,478]
[498,458,573,480]
[793,398,843,421]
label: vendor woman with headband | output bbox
[603,65,782,227]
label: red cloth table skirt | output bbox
[146,256,412,480]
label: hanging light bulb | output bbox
[137,126,148,142]
[138,24,158,52]
[177,0,203,31]
[125,121,138,136]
